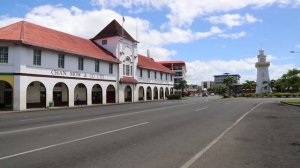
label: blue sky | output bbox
[1,0,300,84]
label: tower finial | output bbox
[259,48,264,55]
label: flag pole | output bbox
[121,16,125,39]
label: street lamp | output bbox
[290,50,300,53]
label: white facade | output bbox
[201,81,215,89]
[255,49,272,93]
[0,30,174,111]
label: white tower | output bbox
[255,49,272,93]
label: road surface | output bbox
[0,97,299,168]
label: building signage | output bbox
[51,69,104,79]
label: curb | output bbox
[280,101,300,107]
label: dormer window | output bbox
[102,40,107,45]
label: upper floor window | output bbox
[109,63,113,74]
[126,65,130,76]
[148,69,150,78]
[58,54,65,68]
[166,74,168,80]
[160,72,163,80]
[123,64,125,75]
[95,60,99,72]
[33,49,41,66]
[102,40,107,45]
[0,47,8,63]
[155,71,157,79]
[171,75,173,81]
[78,57,84,70]
[140,69,143,77]
[123,56,132,76]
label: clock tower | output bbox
[255,49,272,93]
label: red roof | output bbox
[0,21,120,63]
[138,55,175,74]
[158,61,186,65]
[119,77,138,84]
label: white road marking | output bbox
[0,122,149,160]
[0,103,192,135]
[19,116,62,122]
[195,107,208,112]
[180,101,267,168]
[224,102,231,105]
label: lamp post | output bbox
[290,51,300,53]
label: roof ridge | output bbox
[20,20,25,41]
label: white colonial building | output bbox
[0,20,175,111]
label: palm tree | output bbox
[262,80,273,93]
[243,80,256,93]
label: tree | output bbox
[223,76,236,96]
[242,80,256,93]
[262,80,274,92]
[174,80,188,95]
[275,69,300,92]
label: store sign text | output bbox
[51,69,104,79]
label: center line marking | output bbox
[0,122,149,160]
[181,101,267,168]
[19,116,62,122]
[195,107,208,112]
[0,103,192,135]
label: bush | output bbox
[167,94,182,100]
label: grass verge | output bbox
[281,99,300,106]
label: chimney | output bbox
[147,49,150,58]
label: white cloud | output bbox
[186,56,298,84]
[195,26,223,39]
[207,13,261,28]
[219,31,246,39]
[296,44,300,48]
[0,5,232,60]
[92,0,300,28]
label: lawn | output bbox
[281,99,300,106]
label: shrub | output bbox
[274,93,283,98]
[167,94,182,100]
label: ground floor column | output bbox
[14,76,26,110]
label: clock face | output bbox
[260,57,266,62]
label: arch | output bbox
[74,83,87,105]
[160,87,164,99]
[26,81,46,109]
[92,84,102,104]
[124,85,132,102]
[154,87,158,100]
[0,80,13,110]
[165,87,170,97]
[106,85,116,103]
[138,86,144,101]
[146,86,152,100]
[53,82,69,107]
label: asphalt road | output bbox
[0,97,299,168]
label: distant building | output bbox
[201,81,215,90]
[255,49,271,93]
[159,61,187,85]
[214,73,241,84]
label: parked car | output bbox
[210,93,215,96]
[202,93,208,97]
